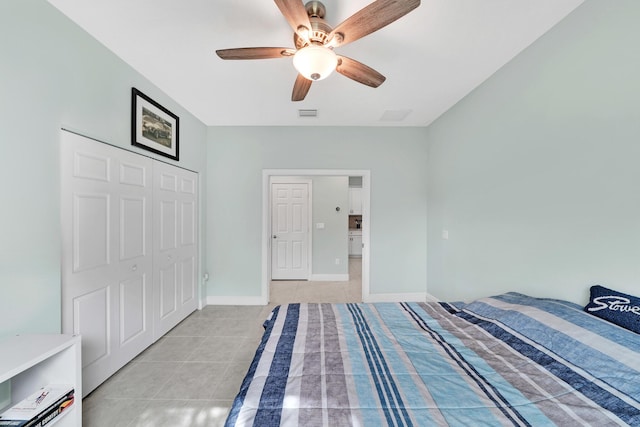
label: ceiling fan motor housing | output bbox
[294,1,333,49]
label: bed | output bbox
[225,292,640,426]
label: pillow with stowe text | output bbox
[584,285,640,334]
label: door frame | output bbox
[262,169,371,304]
[270,177,313,281]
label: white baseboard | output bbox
[363,292,428,303]
[308,274,350,282]
[425,292,440,302]
[205,295,267,306]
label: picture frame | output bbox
[131,87,179,161]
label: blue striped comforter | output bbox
[225,293,640,426]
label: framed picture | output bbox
[131,87,179,161]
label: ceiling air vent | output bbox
[298,109,318,118]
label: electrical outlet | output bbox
[335,258,340,265]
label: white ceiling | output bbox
[48,0,583,127]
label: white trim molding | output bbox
[262,169,371,304]
[425,293,441,302]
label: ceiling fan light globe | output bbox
[293,45,337,81]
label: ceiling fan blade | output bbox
[328,0,420,48]
[336,55,386,88]
[216,47,295,60]
[274,0,312,37]
[292,74,312,101]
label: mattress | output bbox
[225,293,640,426]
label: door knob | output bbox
[273,235,277,239]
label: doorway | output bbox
[270,178,311,280]
[262,169,370,304]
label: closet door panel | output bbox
[120,197,146,260]
[153,162,199,339]
[159,200,178,251]
[119,275,147,344]
[73,193,111,272]
[73,287,110,366]
[181,201,196,246]
[159,264,178,319]
[113,148,154,368]
[62,131,154,396]
[181,256,196,304]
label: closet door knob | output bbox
[132,264,137,271]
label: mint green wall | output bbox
[311,176,349,275]
[206,126,428,298]
[8,0,635,347]
[427,1,640,304]
[0,0,207,339]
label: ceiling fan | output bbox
[216,0,420,101]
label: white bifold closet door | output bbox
[152,161,199,339]
[60,131,198,396]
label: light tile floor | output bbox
[82,258,362,427]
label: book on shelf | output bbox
[0,385,74,427]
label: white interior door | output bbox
[61,131,154,396]
[271,181,310,280]
[153,161,198,339]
